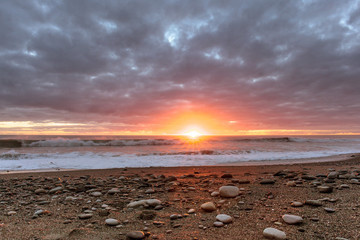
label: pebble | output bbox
[282,214,303,224]
[78,213,93,219]
[35,188,47,194]
[318,185,333,193]
[327,171,338,179]
[221,173,233,178]
[200,202,216,212]
[305,200,323,206]
[49,186,63,194]
[350,179,359,184]
[286,181,296,187]
[108,188,120,194]
[127,199,162,208]
[90,191,102,197]
[65,196,77,201]
[145,189,155,194]
[263,227,286,239]
[213,221,224,227]
[260,179,275,184]
[219,186,239,198]
[302,175,316,180]
[139,210,156,220]
[216,214,233,223]
[147,199,162,207]
[126,231,145,239]
[211,191,220,197]
[188,209,196,214]
[324,207,336,213]
[105,218,119,226]
[7,211,17,216]
[291,201,304,207]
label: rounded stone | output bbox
[105,218,119,226]
[78,213,93,219]
[200,202,216,212]
[90,191,102,197]
[213,221,224,227]
[35,188,47,194]
[263,227,286,239]
[305,200,323,206]
[324,207,335,213]
[126,231,145,239]
[108,188,120,194]
[211,191,220,197]
[188,209,195,214]
[216,214,233,223]
[318,185,333,193]
[219,186,239,198]
[260,179,275,184]
[146,199,162,207]
[291,201,303,207]
[282,214,303,224]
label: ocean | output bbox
[0,135,359,171]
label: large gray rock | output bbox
[219,186,239,198]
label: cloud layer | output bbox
[1,0,360,134]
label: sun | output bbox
[184,130,202,139]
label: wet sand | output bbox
[0,154,360,239]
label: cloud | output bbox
[0,0,360,133]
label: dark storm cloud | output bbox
[1,0,360,132]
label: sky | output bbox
[1,0,360,135]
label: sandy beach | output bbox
[0,155,359,240]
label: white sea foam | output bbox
[0,148,358,171]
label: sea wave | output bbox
[1,136,360,148]
[0,139,182,148]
